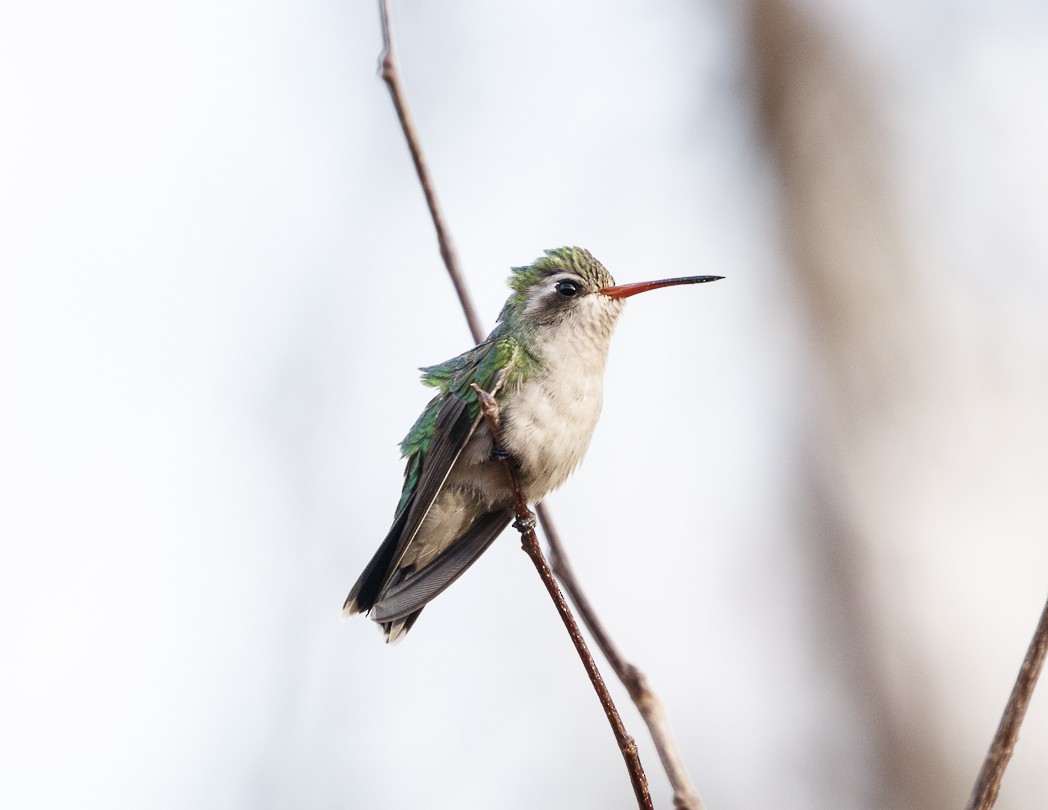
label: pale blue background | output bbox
[3,1,1047,808]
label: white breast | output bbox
[501,325,612,501]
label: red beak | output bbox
[601,275,723,300]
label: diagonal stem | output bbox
[471,385,652,810]
[375,2,703,807]
[539,503,706,810]
[965,594,1048,810]
[377,0,484,343]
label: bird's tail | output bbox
[343,508,512,643]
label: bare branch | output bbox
[539,503,707,810]
[471,385,653,810]
[966,594,1048,810]
[375,2,705,806]
[377,0,484,343]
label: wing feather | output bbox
[370,509,512,622]
[344,336,517,620]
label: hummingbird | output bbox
[343,247,721,642]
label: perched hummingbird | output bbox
[344,247,721,642]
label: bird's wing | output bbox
[344,336,520,615]
[343,390,478,616]
[370,508,513,622]
[393,339,516,564]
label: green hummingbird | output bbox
[343,247,721,642]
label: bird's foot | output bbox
[513,510,537,533]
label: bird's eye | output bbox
[555,280,580,298]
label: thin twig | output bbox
[539,503,707,810]
[377,0,484,342]
[965,594,1048,810]
[375,1,705,805]
[471,385,653,810]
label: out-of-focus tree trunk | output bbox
[747,2,1023,808]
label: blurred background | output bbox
[3,0,1047,808]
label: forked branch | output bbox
[472,385,652,810]
[375,1,704,807]
[540,504,706,810]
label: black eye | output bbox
[555,280,580,298]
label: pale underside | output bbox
[394,318,612,573]
[354,281,625,641]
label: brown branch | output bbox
[377,0,484,343]
[539,503,707,810]
[471,385,652,810]
[375,2,705,806]
[965,594,1048,810]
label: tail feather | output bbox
[345,508,512,642]
[382,611,422,644]
[371,509,511,624]
[343,508,410,619]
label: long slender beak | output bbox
[600,275,724,300]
